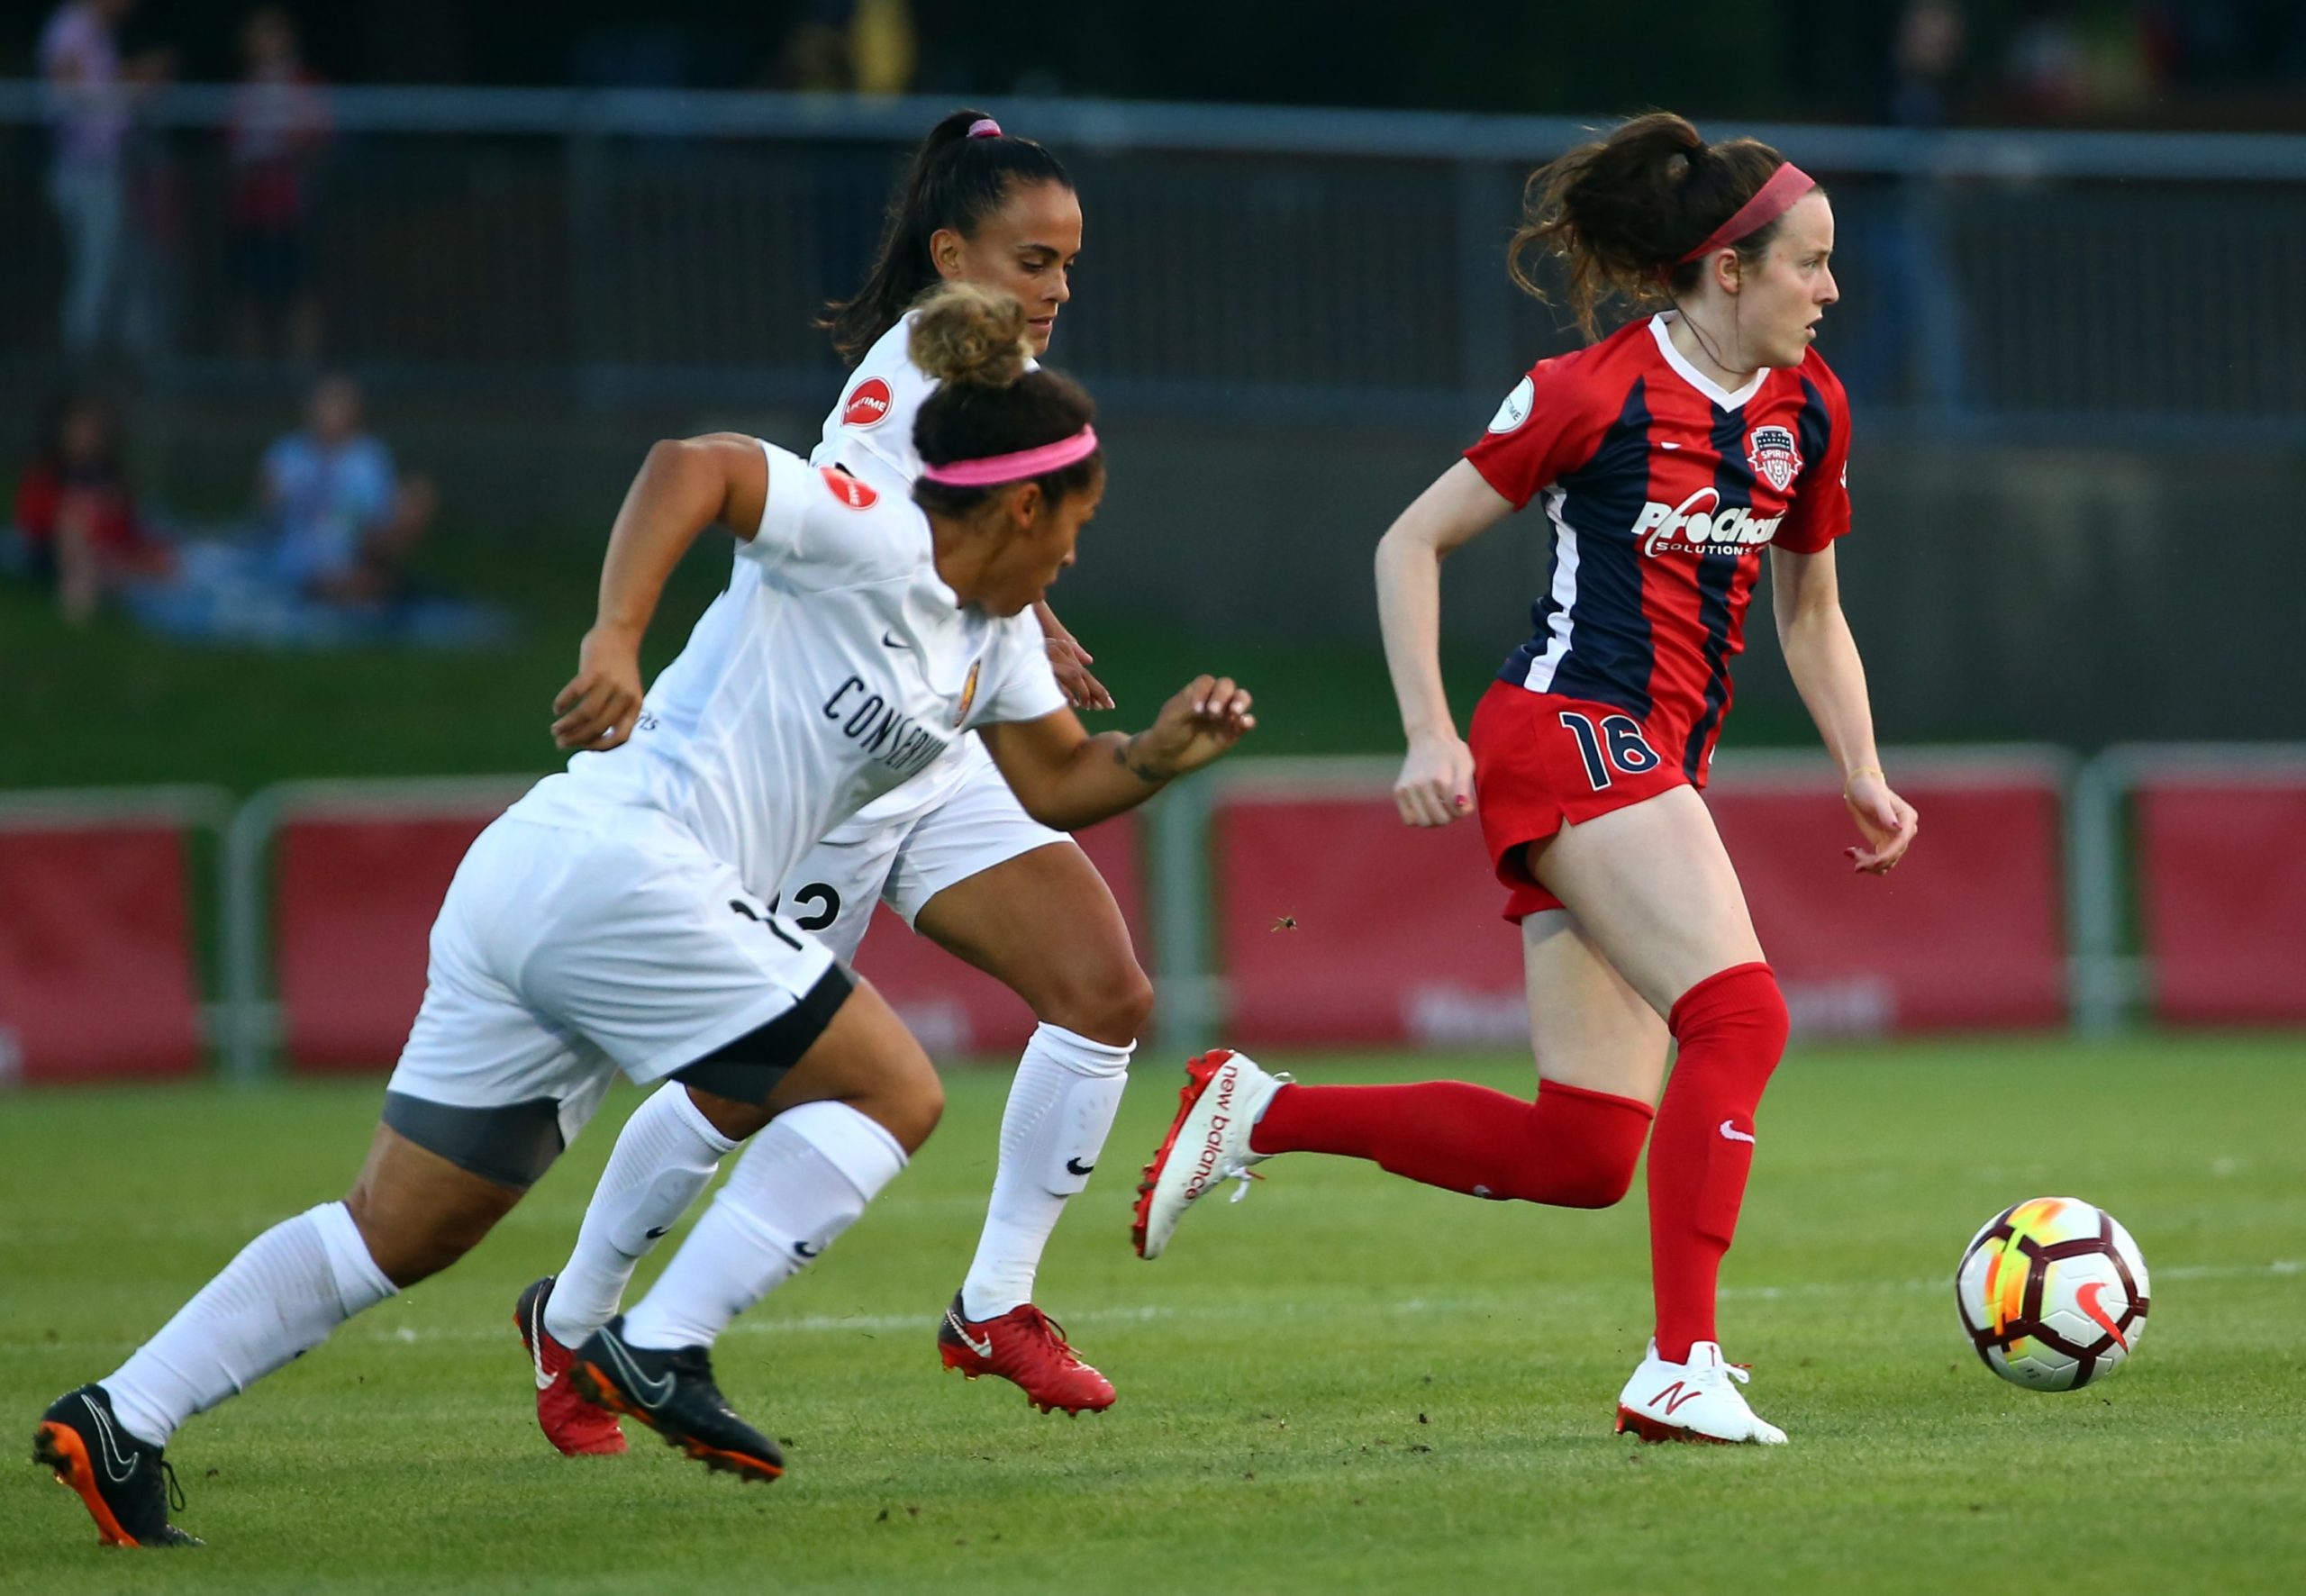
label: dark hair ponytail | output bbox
[822,108,1074,367]
[1507,112,1811,340]
[909,284,1101,517]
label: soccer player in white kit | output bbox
[32,284,1255,1547]
[516,111,1147,1453]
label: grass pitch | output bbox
[3,1037,2301,1594]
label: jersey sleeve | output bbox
[969,617,1068,728]
[814,317,931,485]
[739,440,820,565]
[1774,361,1853,555]
[1461,358,1611,512]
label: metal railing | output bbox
[7,86,2306,435]
[219,775,538,1080]
[4,742,2302,1075]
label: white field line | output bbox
[4,1262,2293,1360]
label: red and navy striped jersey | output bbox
[1464,312,1852,784]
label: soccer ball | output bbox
[1955,1196,2150,1392]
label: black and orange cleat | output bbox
[32,1384,201,1548]
[937,1292,1115,1415]
[514,1276,629,1457]
[568,1317,783,1483]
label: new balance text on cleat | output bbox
[937,1292,1115,1414]
[1132,1049,1290,1260]
[514,1275,628,1457]
[32,1383,202,1548]
[1613,1340,1788,1446]
[569,1317,784,1483]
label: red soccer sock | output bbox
[1248,1075,1653,1209]
[1647,962,1790,1363]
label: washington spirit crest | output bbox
[1746,424,1802,492]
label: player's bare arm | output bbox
[1032,598,1113,712]
[1769,541,1919,874]
[1375,459,1514,828]
[978,675,1254,831]
[551,433,770,752]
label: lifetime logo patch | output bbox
[1487,374,1535,434]
[819,466,878,510]
[843,377,894,429]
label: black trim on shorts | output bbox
[672,964,856,1106]
[380,1092,566,1191]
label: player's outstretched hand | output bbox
[551,626,645,751]
[1130,675,1254,777]
[1395,733,1475,827]
[1046,633,1115,712]
[1844,770,1919,875]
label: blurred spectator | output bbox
[39,0,142,358]
[227,6,331,366]
[2004,0,2169,119]
[11,393,174,624]
[772,0,916,94]
[259,376,437,605]
[1891,0,1966,127]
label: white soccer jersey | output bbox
[810,315,1049,826]
[813,313,1041,494]
[511,441,1067,902]
[814,316,935,491]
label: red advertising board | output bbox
[0,823,204,1082]
[1212,763,2068,1049]
[2137,778,2306,1024]
[277,811,497,1070]
[845,813,1147,1059]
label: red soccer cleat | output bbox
[514,1276,628,1456]
[937,1293,1116,1415]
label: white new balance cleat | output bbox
[1613,1339,1787,1445]
[1131,1049,1290,1260]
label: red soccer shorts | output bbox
[1466,681,1693,922]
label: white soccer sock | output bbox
[959,1023,1132,1321]
[620,1101,907,1351]
[541,1084,738,1347]
[103,1202,395,1448]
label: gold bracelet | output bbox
[1842,764,1884,797]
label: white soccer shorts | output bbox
[777,733,1068,965]
[386,808,838,1138]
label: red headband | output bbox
[1676,162,1815,265]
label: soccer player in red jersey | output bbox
[1135,113,1918,1444]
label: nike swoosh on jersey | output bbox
[882,630,912,649]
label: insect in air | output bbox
[1270,914,1297,932]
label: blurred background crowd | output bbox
[2,0,2301,759]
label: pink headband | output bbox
[1676,162,1816,264]
[920,426,1099,487]
[967,117,1003,139]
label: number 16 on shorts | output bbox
[1557,710,1660,790]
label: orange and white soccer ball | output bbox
[1955,1196,2150,1392]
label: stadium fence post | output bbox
[1148,769,1219,1054]
[2067,748,2132,1037]
[222,784,292,1083]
